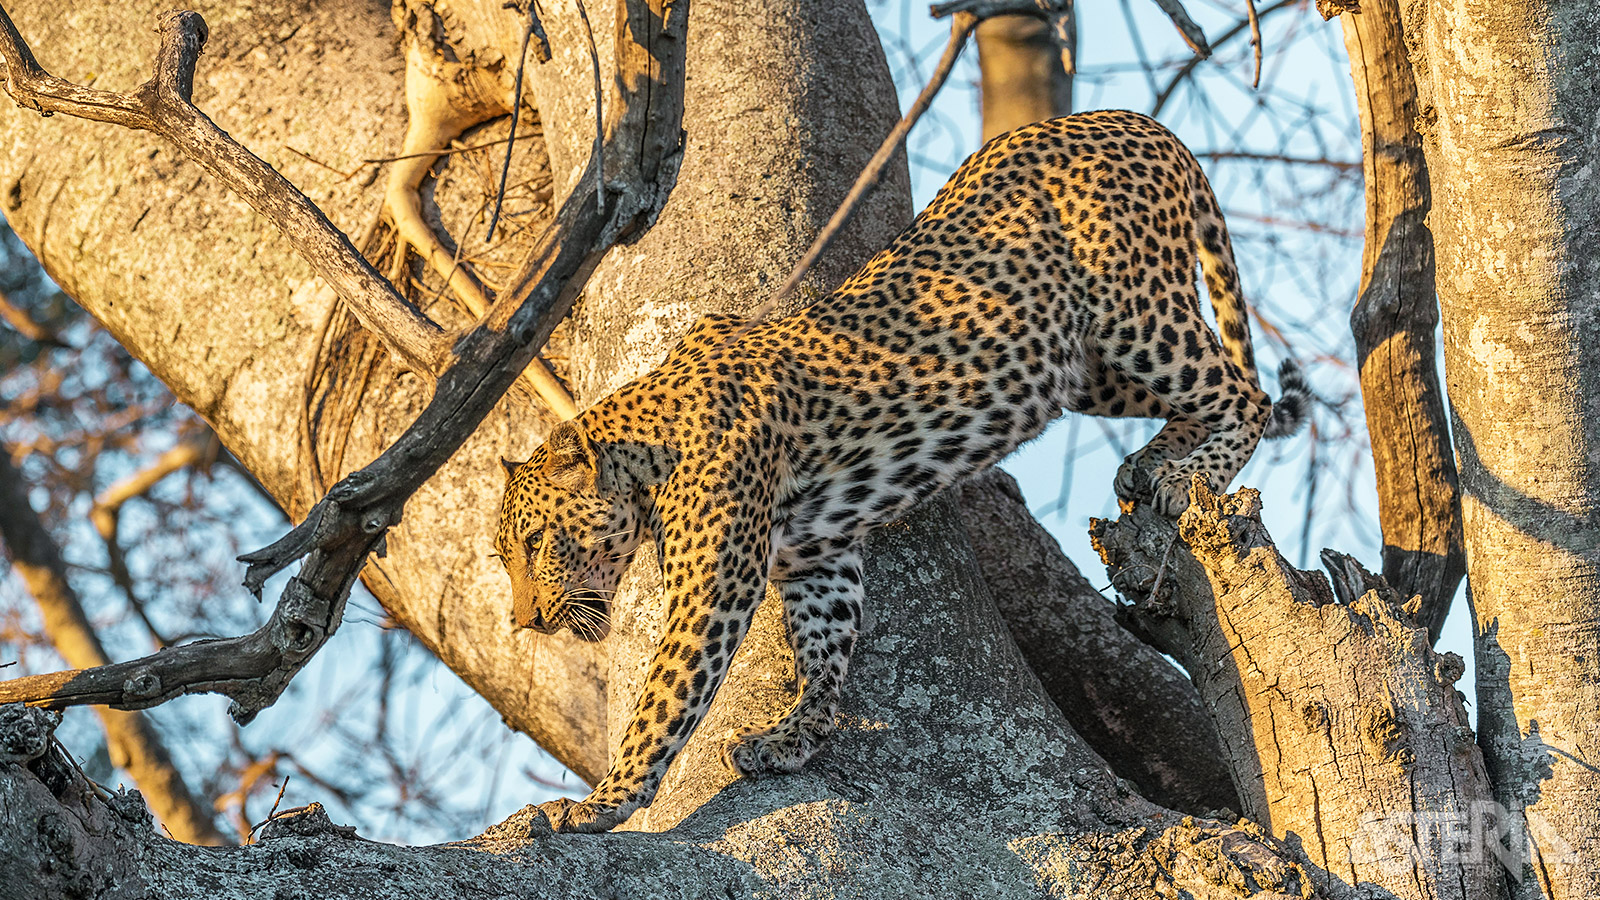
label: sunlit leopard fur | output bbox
[494,110,1309,832]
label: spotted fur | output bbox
[494,111,1309,832]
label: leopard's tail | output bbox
[1263,358,1311,439]
[1182,143,1310,440]
[1183,148,1256,379]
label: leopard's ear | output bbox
[501,457,527,478]
[542,421,597,491]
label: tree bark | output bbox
[1335,0,1465,643]
[959,469,1239,816]
[1092,479,1501,900]
[975,10,1072,140]
[1402,0,1600,895]
[0,451,225,846]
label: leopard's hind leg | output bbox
[1127,357,1270,516]
[1082,317,1271,515]
[1065,352,1211,504]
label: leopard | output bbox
[494,109,1310,833]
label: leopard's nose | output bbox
[515,607,559,633]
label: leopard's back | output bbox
[740,110,1296,544]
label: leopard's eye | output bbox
[524,531,544,556]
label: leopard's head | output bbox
[495,421,644,641]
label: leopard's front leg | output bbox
[723,539,864,777]
[533,459,774,833]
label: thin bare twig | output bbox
[366,133,540,165]
[1196,150,1358,171]
[246,774,292,843]
[89,430,219,648]
[487,4,540,244]
[1246,0,1262,89]
[1151,0,1297,116]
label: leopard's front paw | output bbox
[537,796,622,834]
[1114,451,1158,502]
[1150,466,1207,518]
[722,718,830,779]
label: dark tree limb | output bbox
[1329,0,1464,642]
[1090,478,1500,900]
[0,0,689,721]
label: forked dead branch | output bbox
[1092,476,1499,900]
[0,0,689,718]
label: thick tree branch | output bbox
[0,6,447,376]
[0,450,225,845]
[1333,0,1464,641]
[1091,478,1500,900]
[0,0,688,721]
[958,470,1239,816]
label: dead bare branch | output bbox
[0,0,688,722]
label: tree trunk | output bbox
[975,10,1072,140]
[1402,0,1600,895]
[1336,0,1465,642]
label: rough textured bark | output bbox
[1402,0,1600,895]
[959,469,1239,816]
[1335,0,1465,643]
[0,452,224,846]
[1092,480,1502,900]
